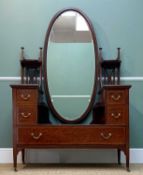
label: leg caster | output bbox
[14,167,17,172]
[127,167,130,172]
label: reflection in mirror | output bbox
[50,11,92,43]
[46,10,97,122]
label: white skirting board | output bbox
[0,148,143,164]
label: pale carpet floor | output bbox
[0,164,143,175]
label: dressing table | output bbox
[10,8,131,171]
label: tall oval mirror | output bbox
[43,9,98,123]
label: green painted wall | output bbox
[0,0,143,148]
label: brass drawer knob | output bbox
[20,94,31,101]
[111,112,121,119]
[31,133,42,140]
[100,132,112,140]
[111,95,121,101]
[20,112,31,118]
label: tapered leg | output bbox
[126,149,130,172]
[13,148,18,171]
[22,149,25,164]
[117,149,121,165]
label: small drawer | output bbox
[106,105,126,124]
[16,105,37,124]
[106,90,126,104]
[18,126,125,145]
[16,89,38,104]
[18,128,48,144]
[95,127,125,144]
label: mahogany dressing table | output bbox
[11,8,131,171]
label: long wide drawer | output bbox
[17,126,126,145]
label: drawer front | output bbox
[18,126,125,145]
[106,90,126,104]
[94,127,125,144]
[106,105,127,124]
[16,89,38,104]
[16,105,37,124]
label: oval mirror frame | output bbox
[43,8,99,124]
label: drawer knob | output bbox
[100,132,112,140]
[20,112,31,118]
[111,112,121,119]
[31,133,42,140]
[111,95,121,101]
[20,94,31,101]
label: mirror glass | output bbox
[46,10,96,122]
